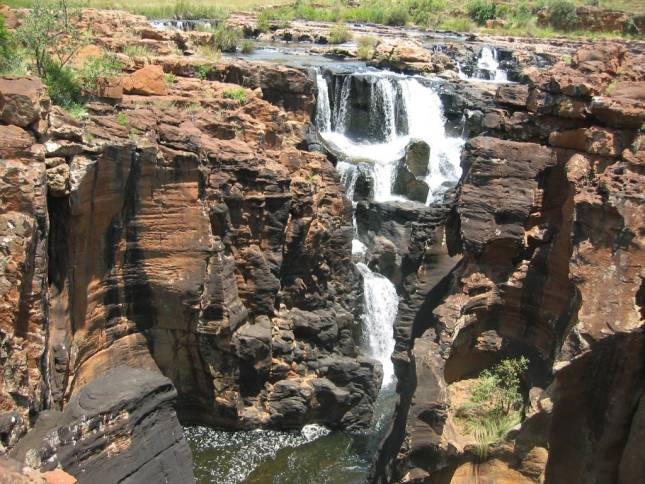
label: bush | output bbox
[194,64,213,80]
[256,10,271,33]
[223,87,247,104]
[439,17,475,32]
[164,72,177,86]
[385,5,409,26]
[76,52,122,91]
[357,35,378,60]
[16,0,85,77]
[211,24,241,53]
[123,45,153,58]
[43,61,82,109]
[467,0,497,25]
[548,0,578,30]
[329,23,353,44]
[241,39,255,54]
[0,14,16,73]
[457,357,528,459]
[408,0,446,27]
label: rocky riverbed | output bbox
[0,5,644,484]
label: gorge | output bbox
[0,4,644,484]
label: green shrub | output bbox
[328,23,353,44]
[76,52,122,91]
[439,17,475,32]
[194,64,213,80]
[0,14,18,74]
[408,0,446,27]
[211,24,242,53]
[16,0,85,77]
[256,10,271,33]
[357,35,378,60]
[116,112,129,127]
[223,87,247,104]
[43,61,82,109]
[467,0,497,25]
[122,45,153,58]
[457,357,528,459]
[241,39,255,54]
[164,72,177,86]
[547,0,578,30]
[385,5,409,26]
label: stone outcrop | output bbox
[378,43,645,484]
[11,367,194,484]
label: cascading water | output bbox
[320,72,464,204]
[459,46,509,83]
[315,73,332,132]
[356,263,398,386]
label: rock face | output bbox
[11,367,194,484]
[0,8,381,480]
[377,43,645,484]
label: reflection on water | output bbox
[185,386,397,484]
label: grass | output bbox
[328,23,352,44]
[223,87,247,103]
[356,34,378,60]
[4,0,643,38]
[122,44,154,58]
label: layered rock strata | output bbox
[378,43,644,484]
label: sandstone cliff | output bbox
[379,43,644,484]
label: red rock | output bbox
[42,469,77,484]
[123,65,167,96]
[95,76,124,100]
[0,76,50,128]
[549,126,631,157]
[0,125,36,159]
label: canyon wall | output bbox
[0,10,382,480]
[381,44,644,484]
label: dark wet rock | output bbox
[404,139,430,177]
[11,367,195,484]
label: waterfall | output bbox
[334,76,352,133]
[357,263,398,387]
[336,161,359,201]
[315,73,332,132]
[399,78,464,203]
[370,77,397,141]
[477,46,508,82]
[317,73,464,204]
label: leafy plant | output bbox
[223,87,247,103]
[456,357,528,459]
[122,44,153,58]
[194,64,213,80]
[385,5,409,26]
[467,0,497,25]
[439,17,475,32]
[329,23,352,44]
[15,0,86,77]
[547,0,578,30]
[357,35,378,60]
[241,39,255,54]
[164,72,177,86]
[42,61,82,109]
[0,14,15,73]
[211,23,242,53]
[256,10,271,33]
[76,52,123,91]
[116,112,129,127]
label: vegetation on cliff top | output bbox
[456,357,529,459]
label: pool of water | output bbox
[185,385,397,484]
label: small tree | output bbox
[16,0,86,77]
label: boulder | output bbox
[123,65,167,96]
[393,161,429,203]
[404,139,430,177]
[11,367,195,484]
[0,125,36,159]
[0,77,49,128]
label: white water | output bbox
[315,73,332,132]
[318,73,463,204]
[459,46,509,83]
[357,263,399,387]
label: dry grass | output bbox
[3,0,291,18]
